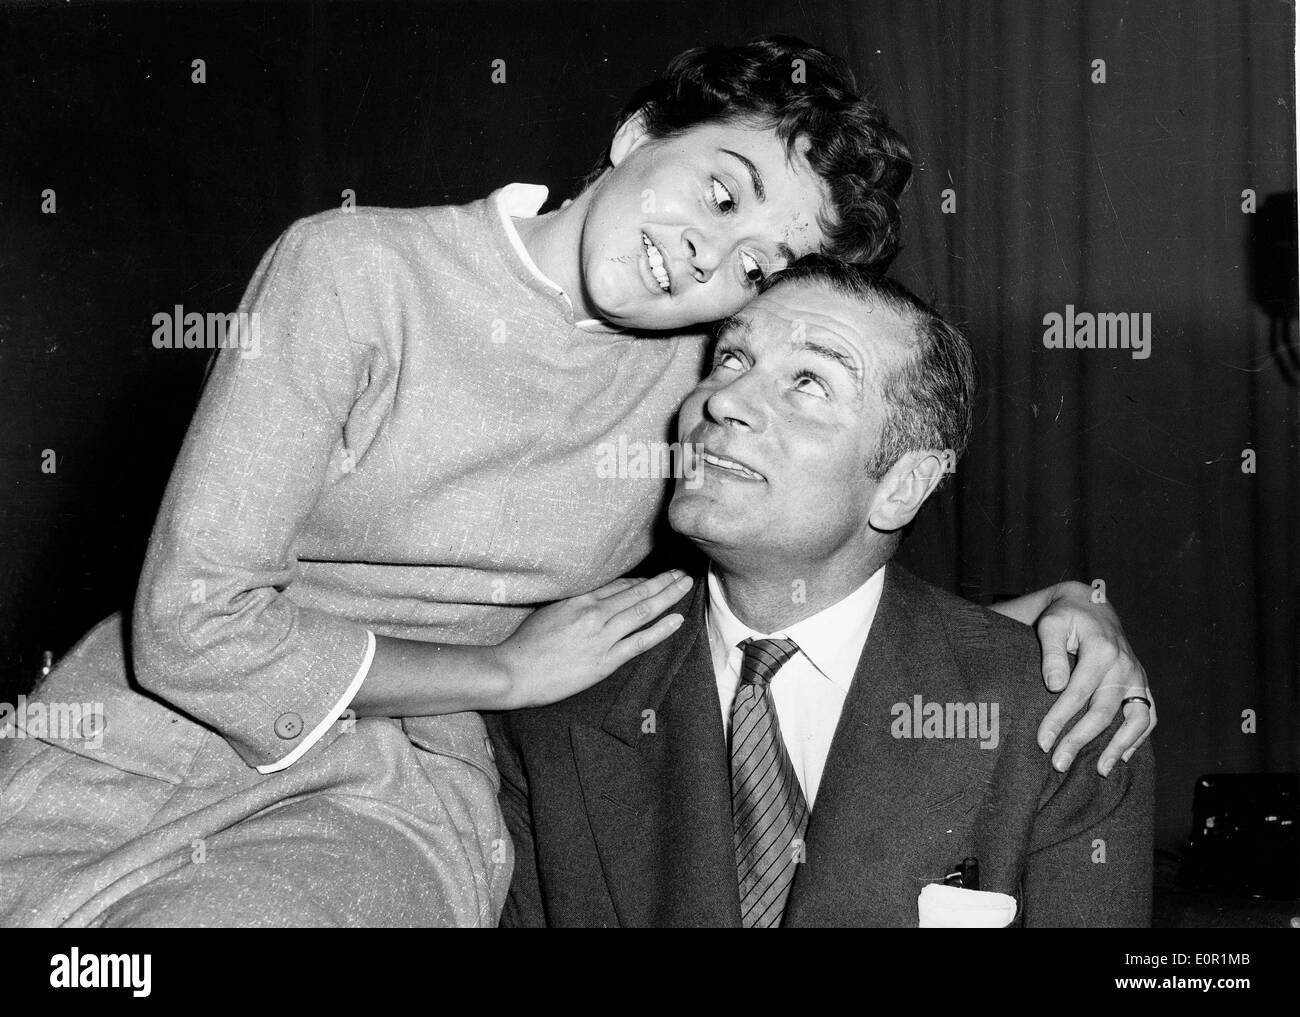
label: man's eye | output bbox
[794,372,829,398]
[740,251,765,285]
[714,347,745,371]
[709,178,736,213]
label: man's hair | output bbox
[585,36,913,270]
[758,255,975,480]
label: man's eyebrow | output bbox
[716,314,752,341]
[719,148,765,203]
[797,340,863,389]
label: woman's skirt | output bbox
[0,613,512,927]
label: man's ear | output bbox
[867,449,954,532]
[610,107,653,166]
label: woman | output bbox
[0,37,1152,927]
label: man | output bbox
[487,257,1154,927]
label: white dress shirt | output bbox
[707,565,886,807]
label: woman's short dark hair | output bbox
[588,36,914,270]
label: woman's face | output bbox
[578,118,831,331]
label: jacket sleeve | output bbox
[484,710,548,927]
[1020,726,1155,928]
[131,215,380,770]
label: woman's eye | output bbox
[740,251,765,285]
[709,178,736,213]
[794,372,829,398]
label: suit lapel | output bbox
[570,580,742,927]
[786,565,996,926]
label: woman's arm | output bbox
[354,572,692,716]
[992,582,1156,777]
[134,218,375,771]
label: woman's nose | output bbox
[681,227,723,281]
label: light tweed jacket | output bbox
[0,188,709,927]
[131,186,708,768]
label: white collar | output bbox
[492,182,616,333]
[705,563,886,692]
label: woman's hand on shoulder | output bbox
[492,571,694,710]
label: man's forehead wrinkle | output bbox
[760,297,860,341]
[785,287,916,347]
[751,302,867,382]
[756,289,916,388]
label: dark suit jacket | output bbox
[486,565,1154,927]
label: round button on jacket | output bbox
[273,712,304,740]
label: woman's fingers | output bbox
[495,572,694,710]
[603,573,693,638]
[1120,694,1157,763]
[605,612,685,670]
[1050,687,1118,772]
[590,576,642,600]
[1036,612,1077,694]
[598,570,688,617]
[1037,627,1111,753]
[1100,697,1154,774]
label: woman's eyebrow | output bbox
[719,148,765,202]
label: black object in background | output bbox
[1250,191,1300,385]
[1179,773,1300,901]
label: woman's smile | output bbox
[641,231,673,293]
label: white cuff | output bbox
[256,629,376,774]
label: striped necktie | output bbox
[730,636,809,928]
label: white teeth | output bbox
[701,451,762,480]
[641,233,671,292]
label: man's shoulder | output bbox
[895,567,1038,658]
[890,566,1047,707]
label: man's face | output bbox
[580,120,830,331]
[669,281,916,572]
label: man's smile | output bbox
[697,443,766,482]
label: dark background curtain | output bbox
[1,0,1295,856]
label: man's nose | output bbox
[681,227,724,281]
[704,372,766,432]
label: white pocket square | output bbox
[917,882,1017,928]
